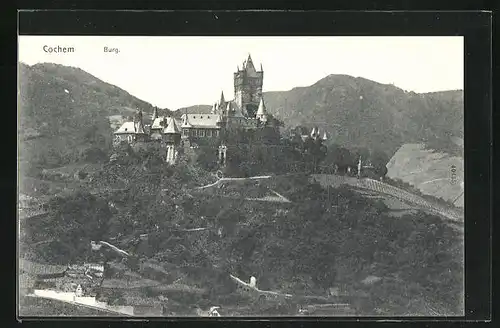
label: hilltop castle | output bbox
[114,54,270,164]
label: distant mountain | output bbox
[18,62,162,175]
[174,105,212,116]
[181,74,463,156]
[264,75,463,156]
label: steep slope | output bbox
[386,144,464,208]
[18,62,160,175]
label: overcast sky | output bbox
[18,36,463,110]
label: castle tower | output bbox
[163,118,181,164]
[234,54,264,118]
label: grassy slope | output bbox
[387,144,464,207]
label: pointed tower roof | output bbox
[245,54,257,76]
[260,63,263,72]
[257,97,267,116]
[164,117,180,134]
[219,91,226,106]
[151,107,159,121]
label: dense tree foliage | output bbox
[23,191,113,264]
[22,144,463,315]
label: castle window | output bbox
[199,129,205,137]
[127,135,133,143]
[193,116,196,119]
[206,130,212,137]
[183,129,189,136]
[214,130,219,137]
[200,116,203,119]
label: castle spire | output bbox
[260,63,263,71]
[245,54,256,73]
[219,91,226,106]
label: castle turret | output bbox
[163,118,181,164]
[151,107,159,122]
[256,97,267,123]
[219,91,226,108]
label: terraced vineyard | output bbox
[312,174,463,223]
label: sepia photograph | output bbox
[18,35,464,317]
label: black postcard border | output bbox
[11,9,493,326]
